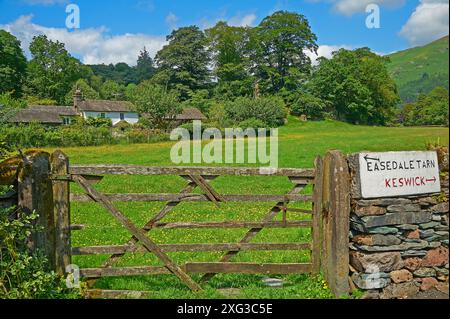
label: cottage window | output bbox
[100,113,106,118]
[63,117,71,125]
[120,113,125,120]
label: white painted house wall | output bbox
[82,112,139,126]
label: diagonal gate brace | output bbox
[72,174,203,292]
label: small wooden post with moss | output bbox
[17,151,56,270]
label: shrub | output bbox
[224,96,287,127]
[0,206,81,299]
[207,102,228,129]
[291,94,328,120]
[85,117,112,128]
[238,118,266,129]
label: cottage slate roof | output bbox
[29,105,78,116]
[175,108,207,120]
[10,109,64,124]
[10,105,78,124]
[77,100,135,113]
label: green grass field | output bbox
[44,118,449,299]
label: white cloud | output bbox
[165,12,178,31]
[200,13,258,29]
[400,0,449,46]
[305,44,352,65]
[0,15,166,65]
[309,0,405,16]
[228,13,257,27]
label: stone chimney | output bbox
[73,89,83,112]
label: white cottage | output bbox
[73,90,139,126]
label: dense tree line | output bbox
[401,86,449,126]
[0,10,447,127]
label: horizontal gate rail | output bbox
[80,263,312,278]
[185,262,312,274]
[150,220,312,229]
[68,165,315,177]
[70,193,313,203]
[72,242,312,255]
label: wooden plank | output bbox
[288,177,314,185]
[200,183,308,283]
[72,243,312,255]
[101,181,199,270]
[69,165,315,177]
[84,289,154,299]
[72,174,203,293]
[153,220,312,229]
[70,193,313,203]
[81,266,171,278]
[311,156,323,274]
[185,262,312,274]
[81,263,312,277]
[189,175,220,206]
[68,224,85,231]
[275,206,313,214]
[196,175,225,202]
[51,150,71,275]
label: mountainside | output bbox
[387,36,449,103]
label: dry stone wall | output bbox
[347,148,449,299]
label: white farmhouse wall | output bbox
[82,112,139,125]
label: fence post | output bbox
[51,150,71,276]
[311,156,323,274]
[320,150,351,298]
[17,151,56,270]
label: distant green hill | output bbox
[387,36,449,103]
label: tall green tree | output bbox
[206,22,254,99]
[312,48,399,125]
[27,35,86,104]
[206,21,250,82]
[128,81,181,129]
[0,30,27,97]
[100,80,125,100]
[251,11,318,94]
[135,47,155,83]
[154,26,211,100]
[65,79,100,105]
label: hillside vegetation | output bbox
[388,36,449,103]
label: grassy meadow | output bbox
[42,118,449,299]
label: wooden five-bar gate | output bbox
[0,150,351,297]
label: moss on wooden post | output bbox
[51,150,71,275]
[17,151,56,270]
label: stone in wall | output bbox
[348,148,449,299]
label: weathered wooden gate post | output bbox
[17,151,56,270]
[319,150,351,297]
[51,150,71,275]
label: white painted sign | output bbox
[359,151,441,199]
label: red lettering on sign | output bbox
[385,176,437,189]
[385,179,391,187]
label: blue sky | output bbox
[0,0,448,65]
